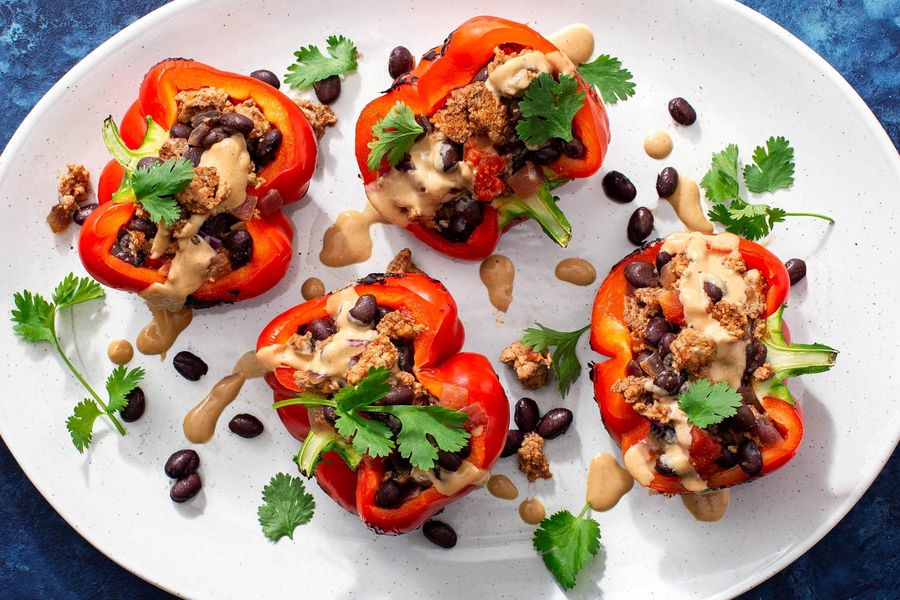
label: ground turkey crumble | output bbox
[47,163,92,233]
[293,98,337,138]
[176,166,226,214]
[386,248,423,274]
[175,87,230,122]
[500,341,552,389]
[518,432,552,481]
[431,81,512,145]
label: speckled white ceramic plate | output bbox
[1,0,898,598]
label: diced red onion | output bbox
[257,189,284,217]
[199,231,222,250]
[508,162,545,199]
[346,339,369,347]
[229,194,258,221]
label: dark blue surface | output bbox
[1,1,898,598]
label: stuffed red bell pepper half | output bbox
[590,231,837,494]
[79,59,317,315]
[355,16,610,260]
[256,262,509,533]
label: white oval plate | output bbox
[1,0,898,598]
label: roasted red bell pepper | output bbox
[354,16,610,260]
[590,236,836,494]
[80,59,318,303]
[257,273,509,533]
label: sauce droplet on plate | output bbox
[479,254,515,312]
[107,339,134,365]
[555,257,597,286]
[487,474,519,500]
[586,452,634,511]
[644,131,673,159]
[518,497,546,524]
[301,277,326,300]
[682,489,730,522]
[320,203,386,267]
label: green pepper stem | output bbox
[494,184,572,247]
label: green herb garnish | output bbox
[533,502,602,590]
[577,54,636,104]
[516,73,585,147]
[521,323,590,397]
[366,101,424,171]
[284,35,358,89]
[130,158,194,226]
[677,379,742,428]
[258,473,315,541]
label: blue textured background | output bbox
[1,1,897,598]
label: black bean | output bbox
[254,128,282,166]
[725,405,757,432]
[423,519,457,548]
[514,397,541,432]
[224,229,253,268]
[656,166,679,197]
[639,351,665,377]
[250,69,280,89]
[136,156,161,171]
[374,412,402,436]
[257,189,284,217]
[173,351,208,381]
[228,413,264,438]
[170,473,202,503]
[219,112,255,136]
[623,261,658,288]
[73,203,98,225]
[470,65,489,83]
[169,122,192,139]
[415,115,434,136]
[784,258,807,286]
[650,421,676,444]
[561,138,585,158]
[457,439,472,460]
[437,450,462,472]
[501,429,524,457]
[374,306,393,325]
[529,145,561,165]
[703,281,723,303]
[397,344,414,373]
[373,480,403,508]
[165,449,200,479]
[349,293,378,324]
[183,147,202,167]
[644,316,670,346]
[388,46,415,78]
[323,405,338,424]
[656,251,673,272]
[190,111,223,128]
[602,170,637,203]
[653,370,681,394]
[658,332,677,358]
[738,440,763,476]
[308,318,337,341]
[716,444,738,468]
[654,457,677,477]
[128,217,158,239]
[439,142,461,172]
[625,359,644,377]
[188,122,211,147]
[380,385,414,406]
[536,408,573,440]
[314,75,341,104]
[119,387,146,422]
[627,207,654,245]
[668,97,697,125]
[743,341,767,385]
[111,235,144,267]
[202,127,229,149]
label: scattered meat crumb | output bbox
[344,334,398,385]
[753,363,775,381]
[175,87,230,123]
[499,341,552,389]
[517,432,552,482]
[376,310,424,341]
[176,166,226,214]
[158,138,189,161]
[431,82,512,145]
[386,248,423,274]
[48,163,92,233]
[294,98,337,137]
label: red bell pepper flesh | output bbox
[590,238,799,493]
[354,16,610,260]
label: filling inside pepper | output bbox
[366,47,584,245]
[110,86,285,310]
[613,232,783,492]
[257,286,488,508]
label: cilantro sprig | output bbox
[701,137,833,240]
[577,54,636,104]
[677,379,742,428]
[534,502,602,590]
[11,274,144,452]
[284,35,358,89]
[130,158,194,226]
[258,472,315,541]
[273,367,470,474]
[521,323,590,397]
[366,101,424,171]
[516,73,585,147]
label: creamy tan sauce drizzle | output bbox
[183,351,264,443]
[665,177,713,233]
[657,399,707,492]
[107,339,134,365]
[682,489,730,522]
[416,461,490,496]
[135,306,193,357]
[479,254,515,312]
[585,452,634,511]
[319,202,386,267]
[548,23,595,65]
[555,257,597,286]
[644,131,673,159]
[199,135,251,211]
[486,474,519,500]
[518,498,546,525]
[301,277,326,300]
[487,50,555,96]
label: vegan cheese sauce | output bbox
[301,277,326,300]
[107,339,134,365]
[682,489,730,522]
[585,452,634,511]
[479,254,515,312]
[555,257,597,286]
[183,351,264,443]
[644,131,673,159]
[320,203,386,267]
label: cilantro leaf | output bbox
[366,101,424,171]
[516,73,585,147]
[258,472,315,541]
[284,35,358,89]
[522,323,590,397]
[333,366,392,413]
[11,290,55,343]
[677,379,742,428]
[707,199,787,241]
[533,505,602,590]
[392,405,469,471]
[333,408,395,458]
[52,273,105,310]
[743,136,795,193]
[130,158,193,225]
[105,366,144,414]
[577,54,636,104]
[699,144,741,202]
[66,399,103,453]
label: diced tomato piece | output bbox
[464,139,507,201]
[689,426,723,478]
[659,289,686,326]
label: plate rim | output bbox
[1,0,898,598]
